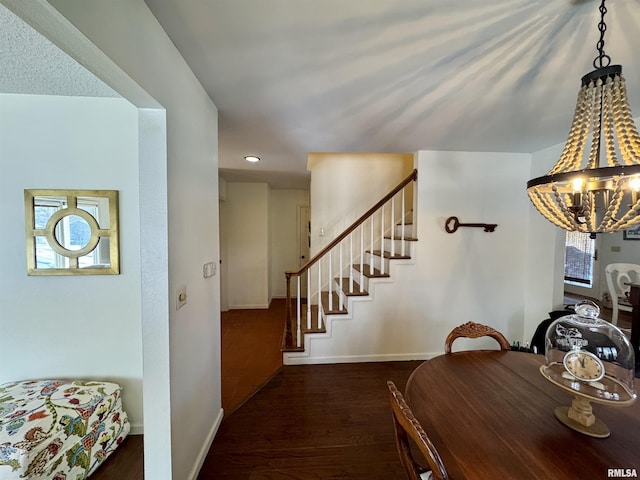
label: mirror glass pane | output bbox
[56,214,92,250]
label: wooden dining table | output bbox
[405,350,640,480]
[627,282,640,376]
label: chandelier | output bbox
[527,0,640,234]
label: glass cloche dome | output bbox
[540,300,636,437]
[541,300,636,405]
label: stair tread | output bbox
[368,249,411,260]
[301,305,326,334]
[353,264,390,278]
[336,277,369,296]
[384,235,418,241]
[321,291,348,314]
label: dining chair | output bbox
[387,381,449,480]
[605,263,640,326]
[444,321,510,354]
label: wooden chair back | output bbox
[605,263,640,325]
[444,321,510,354]
[387,381,449,480]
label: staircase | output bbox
[282,170,418,358]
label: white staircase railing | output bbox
[283,169,417,351]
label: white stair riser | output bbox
[383,238,413,254]
[395,224,414,237]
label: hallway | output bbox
[221,299,285,414]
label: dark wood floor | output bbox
[90,434,144,480]
[90,299,290,479]
[197,361,422,479]
[89,295,636,479]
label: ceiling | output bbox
[143,0,640,189]
[0,4,118,98]
[3,2,640,190]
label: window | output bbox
[564,231,596,286]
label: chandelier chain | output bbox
[593,0,611,69]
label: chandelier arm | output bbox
[599,179,625,229]
[583,191,595,230]
[552,187,584,229]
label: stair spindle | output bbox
[296,276,301,348]
[339,242,344,311]
[349,234,354,293]
[359,224,364,292]
[401,187,406,257]
[328,250,333,311]
[307,269,311,331]
[380,205,385,275]
[369,217,374,276]
[317,261,322,329]
[391,197,395,257]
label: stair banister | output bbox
[283,169,417,350]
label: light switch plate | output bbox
[203,262,216,278]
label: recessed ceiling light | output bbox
[244,155,260,163]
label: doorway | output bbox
[297,205,311,298]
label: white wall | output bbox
[270,189,310,298]
[0,94,143,427]
[219,177,229,311]
[415,150,532,346]
[24,1,222,479]
[222,184,309,306]
[226,183,269,308]
[308,153,414,253]
[524,143,567,338]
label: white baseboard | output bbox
[228,303,269,309]
[129,423,144,435]
[188,407,224,480]
[284,352,440,365]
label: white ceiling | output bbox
[143,0,640,189]
[4,2,640,190]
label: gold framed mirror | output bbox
[24,189,120,275]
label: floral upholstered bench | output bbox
[0,379,130,479]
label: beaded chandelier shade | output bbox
[527,0,640,234]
